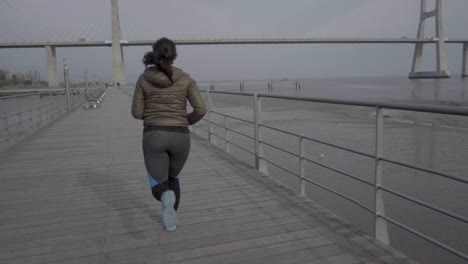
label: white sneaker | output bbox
[162,190,177,232]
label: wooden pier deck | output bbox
[0,88,416,264]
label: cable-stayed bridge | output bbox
[0,0,467,86]
[0,0,468,86]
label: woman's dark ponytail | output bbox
[143,51,155,66]
[142,38,177,83]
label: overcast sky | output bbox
[0,0,467,83]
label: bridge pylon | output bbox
[409,0,450,79]
[45,45,58,87]
[463,43,468,77]
[111,0,127,86]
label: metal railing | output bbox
[198,80,303,94]
[193,90,468,262]
[0,88,105,151]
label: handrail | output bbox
[380,157,468,185]
[303,176,374,214]
[209,131,255,155]
[195,89,468,262]
[260,139,299,158]
[211,110,254,124]
[1,99,65,119]
[204,90,468,117]
[379,214,468,261]
[0,92,39,99]
[205,119,255,140]
[1,88,101,150]
[380,185,468,225]
[302,156,374,187]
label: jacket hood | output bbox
[142,66,184,88]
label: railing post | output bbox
[38,92,43,128]
[463,43,468,77]
[299,134,306,196]
[18,112,23,139]
[4,116,9,147]
[29,109,33,129]
[47,102,51,123]
[39,105,43,128]
[254,93,260,170]
[64,61,71,112]
[374,107,390,245]
[254,93,269,174]
[224,115,230,153]
[207,90,213,143]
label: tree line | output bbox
[0,68,47,87]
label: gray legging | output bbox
[143,126,190,210]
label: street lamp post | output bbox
[63,58,71,112]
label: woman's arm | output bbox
[131,84,145,120]
[187,81,207,125]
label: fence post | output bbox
[207,90,213,143]
[39,105,43,128]
[46,102,51,123]
[38,92,43,128]
[224,115,230,153]
[254,93,260,169]
[18,112,23,140]
[64,61,71,112]
[374,107,390,245]
[4,116,9,147]
[254,93,269,174]
[29,109,33,129]
[299,134,306,196]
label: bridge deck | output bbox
[0,88,416,264]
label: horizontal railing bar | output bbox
[261,156,299,177]
[203,90,254,97]
[260,123,303,138]
[209,121,225,129]
[204,90,468,116]
[210,110,254,124]
[208,131,227,141]
[210,130,257,155]
[196,126,209,133]
[259,94,468,117]
[225,126,255,140]
[226,140,255,155]
[1,99,69,119]
[379,185,468,225]
[260,140,300,158]
[378,214,468,261]
[258,123,374,159]
[204,119,254,140]
[303,176,374,213]
[380,157,468,185]
[0,92,39,99]
[302,135,375,158]
[302,156,374,187]
[4,122,22,130]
